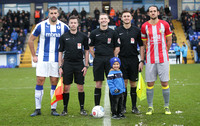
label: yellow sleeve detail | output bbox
[166,34,172,37]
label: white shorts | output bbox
[36,62,59,77]
[145,61,169,82]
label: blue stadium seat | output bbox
[189,35,193,41]
[12,46,17,51]
[198,32,200,35]
[194,35,198,40]
[24,29,27,35]
[194,32,197,35]
[172,43,177,46]
[193,46,197,50]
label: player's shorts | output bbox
[63,61,84,85]
[145,61,169,82]
[93,56,112,81]
[119,56,139,81]
[36,62,59,77]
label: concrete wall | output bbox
[110,0,123,12]
[89,1,102,17]
[43,3,48,17]
[30,3,35,25]
[178,0,182,20]
[165,0,169,6]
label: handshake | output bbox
[114,89,120,93]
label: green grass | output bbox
[0,64,200,126]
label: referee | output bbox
[89,13,120,107]
[58,16,89,116]
[115,11,144,114]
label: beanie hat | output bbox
[110,57,121,67]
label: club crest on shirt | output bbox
[131,38,135,44]
[77,43,82,49]
[159,28,164,33]
[107,38,111,44]
[57,26,61,29]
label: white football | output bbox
[92,106,105,118]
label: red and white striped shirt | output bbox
[141,20,172,64]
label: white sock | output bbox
[35,89,44,109]
[50,89,57,109]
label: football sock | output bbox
[94,88,101,106]
[162,85,170,107]
[78,92,85,110]
[50,85,57,109]
[35,85,44,109]
[123,88,127,109]
[63,93,69,112]
[131,87,137,108]
[147,86,154,107]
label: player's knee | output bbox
[37,77,45,85]
[130,81,137,87]
[147,82,154,87]
[77,85,84,92]
[63,85,70,93]
[124,79,128,87]
[96,81,102,88]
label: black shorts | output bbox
[93,56,112,81]
[119,56,139,81]
[63,61,84,85]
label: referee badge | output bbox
[117,38,121,44]
[131,38,135,44]
[88,38,91,44]
[77,43,82,49]
[107,38,111,44]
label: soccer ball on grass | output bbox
[92,105,105,118]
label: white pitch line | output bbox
[103,81,111,126]
[0,83,199,90]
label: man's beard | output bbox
[51,18,57,22]
[151,17,157,20]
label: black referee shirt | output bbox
[59,31,89,62]
[89,28,120,56]
[115,25,143,57]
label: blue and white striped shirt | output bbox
[32,19,69,62]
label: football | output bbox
[92,106,105,118]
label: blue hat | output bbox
[110,57,121,67]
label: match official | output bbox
[115,11,144,114]
[58,16,89,116]
[89,13,120,106]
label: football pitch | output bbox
[0,64,200,126]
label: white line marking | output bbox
[0,83,199,90]
[103,81,111,126]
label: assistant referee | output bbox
[115,11,144,114]
[58,16,89,116]
[89,13,120,106]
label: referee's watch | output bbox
[140,60,145,64]
[59,66,63,69]
[85,66,89,69]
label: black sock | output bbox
[123,88,127,109]
[94,88,101,106]
[63,93,69,112]
[131,87,137,108]
[78,92,85,110]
